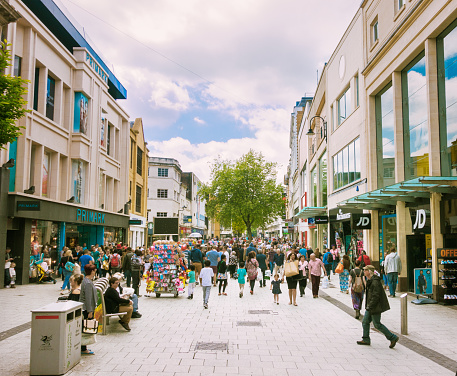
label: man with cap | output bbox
[357,265,399,348]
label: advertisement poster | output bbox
[414,268,432,295]
[71,160,85,204]
[74,92,88,135]
[100,118,105,147]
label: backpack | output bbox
[353,269,364,293]
[131,255,142,271]
[110,254,120,268]
[65,261,75,272]
[327,252,333,263]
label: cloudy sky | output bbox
[58,0,360,182]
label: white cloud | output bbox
[193,117,206,125]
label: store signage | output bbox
[308,218,315,225]
[336,209,351,221]
[353,214,372,229]
[314,216,328,224]
[438,248,457,259]
[17,201,40,211]
[183,215,192,223]
[413,209,426,230]
[76,209,105,224]
[129,219,142,225]
[86,52,109,84]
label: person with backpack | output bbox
[110,251,121,276]
[122,248,135,287]
[130,250,143,296]
[323,249,333,281]
[349,259,365,319]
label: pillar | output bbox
[396,201,408,292]
[368,209,380,269]
[430,192,443,300]
[0,167,10,288]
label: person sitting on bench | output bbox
[104,277,133,331]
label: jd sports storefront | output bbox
[5,195,129,285]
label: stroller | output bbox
[36,260,57,284]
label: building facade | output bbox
[128,118,149,249]
[0,0,130,286]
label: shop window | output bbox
[71,160,85,204]
[332,138,360,190]
[107,124,112,155]
[99,172,104,209]
[319,153,327,207]
[438,21,457,176]
[158,168,168,177]
[100,118,106,147]
[42,151,50,197]
[157,212,167,217]
[137,147,143,175]
[13,55,21,77]
[46,76,55,120]
[157,189,168,198]
[135,185,142,213]
[74,92,89,135]
[33,67,39,111]
[337,86,352,125]
[402,52,429,179]
[311,167,317,207]
[376,83,395,188]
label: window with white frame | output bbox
[372,19,379,44]
[398,0,404,10]
[337,86,352,125]
[157,189,168,198]
[156,212,167,217]
[158,168,168,177]
[332,138,360,190]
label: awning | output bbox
[337,177,457,210]
[295,206,327,219]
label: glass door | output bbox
[380,214,397,261]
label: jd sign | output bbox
[413,209,427,231]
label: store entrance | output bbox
[380,214,397,261]
[406,234,426,292]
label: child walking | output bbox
[217,254,228,295]
[199,260,214,309]
[270,274,282,304]
[237,261,247,298]
[187,264,196,299]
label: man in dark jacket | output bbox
[104,277,133,331]
[121,248,134,287]
[245,242,257,260]
[357,265,399,348]
[190,245,203,284]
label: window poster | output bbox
[101,118,105,147]
[71,160,85,204]
[414,268,433,295]
[74,92,89,135]
[42,152,50,197]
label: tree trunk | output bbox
[246,222,252,243]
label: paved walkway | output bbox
[0,275,456,376]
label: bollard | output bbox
[400,293,408,335]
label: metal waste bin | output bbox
[30,301,83,375]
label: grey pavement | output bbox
[0,275,455,376]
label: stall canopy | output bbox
[337,177,457,210]
[295,206,327,219]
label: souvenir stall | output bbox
[146,241,187,298]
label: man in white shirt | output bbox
[199,260,214,309]
[384,247,402,297]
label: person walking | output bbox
[308,253,327,298]
[228,250,238,278]
[339,255,351,294]
[205,247,220,286]
[256,249,267,288]
[268,247,276,274]
[79,264,98,355]
[384,247,402,297]
[357,250,371,267]
[273,248,285,281]
[330,245,340,274]
[121,248,134,287]
[284,252,299,306]
[217,254,228,295]
[298,255,308,297]
[349,259,365,319]
[246,251,259,295]
[357,265,399,348]
[190,245,203,284]
[323,249,333,281]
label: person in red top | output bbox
[357,251,371,267]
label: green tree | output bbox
[200,150,284,242]
[0,41,29,149]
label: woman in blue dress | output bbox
[339,255,351,293]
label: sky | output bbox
[58,0,361,183]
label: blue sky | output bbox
[58,0,361,182]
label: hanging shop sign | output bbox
[308,218,315,225]
[353,214,371,229]
[17,201,40,211]
[129,219,142,225]
[410,208,430,233]
[437,248,457,259]
[183,215,192,223]
[336,209,351,221]
[314,216,329,224]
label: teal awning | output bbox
[337,177,457,210]
[295,206,327,219]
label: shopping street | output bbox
[0,276,456,376]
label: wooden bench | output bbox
[94,277,127,335]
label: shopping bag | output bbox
[256,268,263,281]
[284,261,299,277]
[335,262,344,274]
[322,276,329,289]
[264,270,271,280]
[82,319,99,334]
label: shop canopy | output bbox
[337,177,457,210]
[295,206,327,219]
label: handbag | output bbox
[82,319,99,334]
[335,262,344,274]
[65,261,75,272]
[284,261,299,277]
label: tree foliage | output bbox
[199,150,284,241]
[0,41,29,149]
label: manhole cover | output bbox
[237,321,262,327]
[248,310,271,314]
[194,342,228,351]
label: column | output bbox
[392,71,405,183]
[396,202,409,292]
[368,209,380,268]
[33,144,44,196]
[0,167,9,288]
[366,95,377,190]
[430,192,443,300]
[50,152,60,200]
[425,38,441,176]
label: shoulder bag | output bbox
[284,260,299,277]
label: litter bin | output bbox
[30,301,83,375]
